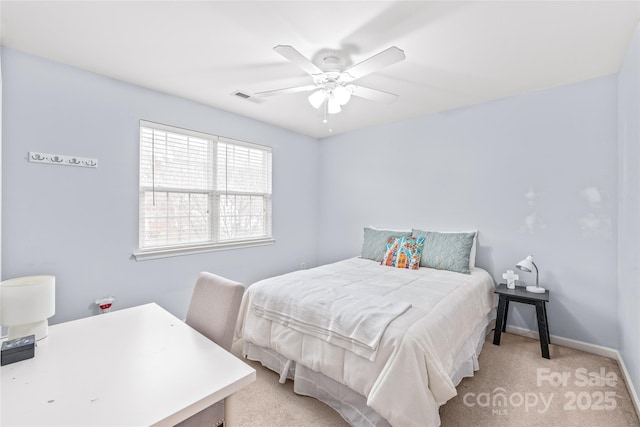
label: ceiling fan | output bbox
[255,45,406,117]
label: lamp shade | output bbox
[516,255,535,273]
[333,85,352,105]
[0,275,55,340]
[327,97,342,114]
[308,89,326,109]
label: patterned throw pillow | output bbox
[381,236,425,270]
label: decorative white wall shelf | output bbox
[28,152,98,168]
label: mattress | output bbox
[236,257,497,426]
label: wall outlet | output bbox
[95,296,115,314]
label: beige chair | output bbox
[176,272,245,427]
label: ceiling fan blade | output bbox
[352,85,399,104]
[341,46,406,82]
[273,45,324,77]
[255,84,318,97]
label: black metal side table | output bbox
[492,283,551,359]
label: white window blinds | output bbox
[137,120,272,258]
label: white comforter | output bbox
[250,274,411,360]
[236,257,496,427]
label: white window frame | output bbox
[133,120,274,261]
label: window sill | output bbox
[133,238,276,261]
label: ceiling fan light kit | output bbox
[327,96,341,114]
[308,89,326,109]
[308,83,355,114]
[256,45,405,121]
[332,84,353,106]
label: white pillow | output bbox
[368,225,412,233]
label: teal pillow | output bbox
[361,227,412,262]
[412,229,476,274]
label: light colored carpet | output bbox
[226,333,640,426]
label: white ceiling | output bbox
[1,1,639,138]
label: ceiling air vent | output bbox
[231,90,265,104]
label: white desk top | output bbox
[1,303,255,426]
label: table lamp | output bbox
[0,275,56,340]
[516,256,546,293]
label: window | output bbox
[135,120,273,260]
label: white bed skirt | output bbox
[243,310,496,427]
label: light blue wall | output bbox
[1,40,636,365]
[618,23,640,403]
[1,48,320,323]
[318,76,619,348]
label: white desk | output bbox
[1,303,255,426]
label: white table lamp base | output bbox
[526,285,546,293]
[8,320,49,341]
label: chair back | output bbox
[186,272,245,351]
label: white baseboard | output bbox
[505,325,618,358]
[616,350,640,418]
[505,325,640,418]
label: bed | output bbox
[235,228,497,427]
